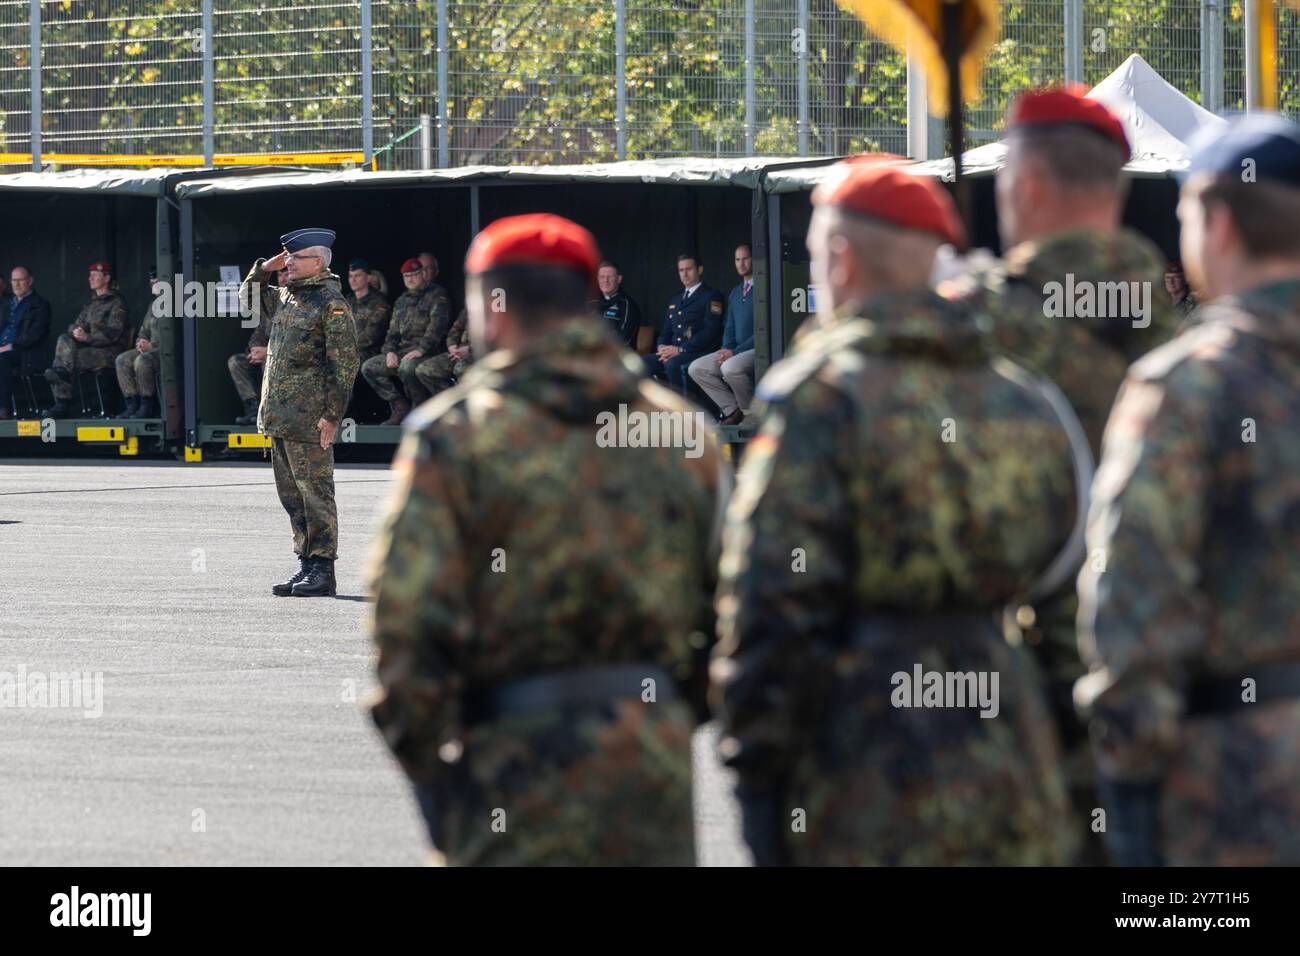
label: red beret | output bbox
[400,257,423,274]
[1008,85,1131,160]
[812,159,965,247]
[88,261,112,274]
[465,213,600,284]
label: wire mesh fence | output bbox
[6,0,1300,172]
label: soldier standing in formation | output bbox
[41,261,128,418]
[114,268,164,420]
[360,257,451,425]
[1076,114,1300,866]
[252,228,358,599]
[711,160,1085,866]
[368,214,725,865]
[940,87,1179,861]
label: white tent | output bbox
[764,54,1227,192]
[917,53,1227,180]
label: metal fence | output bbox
[5,0,1300,171]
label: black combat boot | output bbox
[115,396,140,419]
[138,395,160,418]
[272,557,311,596]
[234,398,259,426]
[380,398,411,426]
[40,399,71,418]
[291,558,337,597]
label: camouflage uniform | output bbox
[254,259,358,562]
[228,270,276,404]
[413,307,473,398]
[368,318,725,866]
[1076,279,1300,865]
[115,299,163,398]
[712,291,1081,866]
[941,227,1179,857]
[45,291,129,400]
[360,282,451,405]
[350,290,391,364]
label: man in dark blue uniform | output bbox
[590,259,652,353]
[643,253,725,395]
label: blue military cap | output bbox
[1183,113,1300,187]
[348,257,369,271]
[279,227,337,252]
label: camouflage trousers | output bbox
[271,437,338,561]
[413,352,471,398]
[227,352,264,403]
[360,352,431,405]
[45,335,119,400]
[115,348,161,397]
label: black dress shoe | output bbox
[719,409,745,427]
[292,558,337,597]
[272,557,311,596]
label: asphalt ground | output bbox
[0,460,748,866]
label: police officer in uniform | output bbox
[643,253,725,395]
[252,227,359,598]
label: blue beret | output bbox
[348,257,369,271]
[279,227,336,252]
[1184,113,1300,188]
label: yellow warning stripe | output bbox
[1,151,364,167]
[228,433,272,448]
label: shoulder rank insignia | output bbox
[709,300,723,315]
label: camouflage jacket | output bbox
[137,297,162,345]
[941,227,1178,457]
[445,307,469,350]
[239,261,277,350]
[256,267,358,442]
[349,290,391,358]
[382,282,450,356]
[1076,278,1300,865]
[368,317,725,865]
[711,289,1080,866]
[73,291,129,350]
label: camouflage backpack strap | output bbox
[990,355,1095,606]
[754,320,871,404]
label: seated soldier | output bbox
[229,264,282,425]
[41,261,129,418]
[360,256,450,424]
[414,306,472,399]
[114,269,165,419]
[347,257,391,364]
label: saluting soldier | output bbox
[41,261,129,418]
[114,268,165,420]
[1077,115,1300,866]
[643,253,725,395]
[368,214,726,865]
[251,227,359,598]
[712,160,1084,866]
